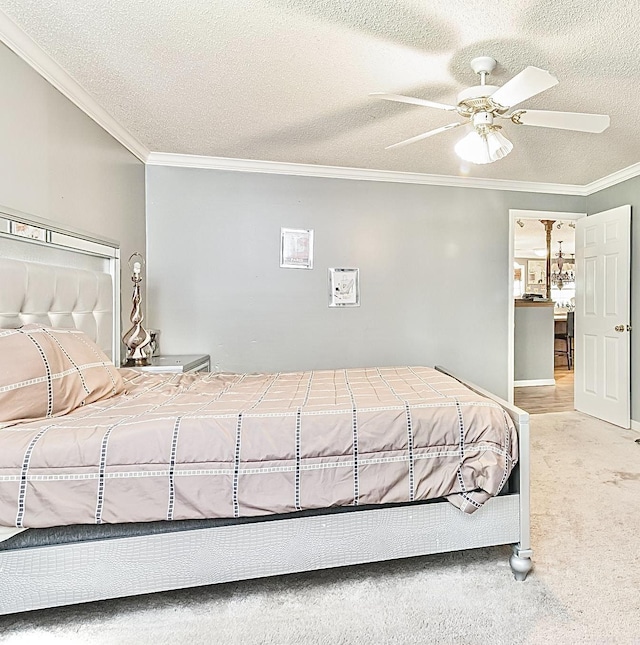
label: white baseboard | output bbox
[631,420,640,434]
[514,379,556,387]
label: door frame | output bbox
[507,209,586,404]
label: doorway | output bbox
[508,209,585,413]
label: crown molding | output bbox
[0,9,149,162]
[147,152,587,195]
[583,162,640,195]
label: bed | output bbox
[0,209,532,616]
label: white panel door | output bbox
[574,205,631,428]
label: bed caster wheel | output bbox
[510,551,533,581]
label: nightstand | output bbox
[124,354,210,373]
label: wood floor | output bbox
[514,364,574,414]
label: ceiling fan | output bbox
[370,57,610,164]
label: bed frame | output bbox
[0,209,532,616]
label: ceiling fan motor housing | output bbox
[457,84,498,103]
[456,85,508,118]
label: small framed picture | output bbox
[329,268,360,307]
[280,228,314,269]
[527,259,546,286]
[9,221,47,241]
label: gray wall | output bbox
[0,42,146,331]
[146,165,583,399]
[587,178,639,423]
[514,305,555,382]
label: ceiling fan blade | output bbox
[385,122,464,150]
[513,109,610,133]
[491,67,559,108]
[370,92,457,112]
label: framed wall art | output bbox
[328,268,359,307]
[280,228,314,269]
[527,259,546,286]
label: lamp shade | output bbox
[455,127,513,164]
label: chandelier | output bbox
[551,241,575,290]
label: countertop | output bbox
[514,299,554,307]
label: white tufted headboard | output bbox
[0,207,120,363]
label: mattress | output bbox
[0,366,517,529]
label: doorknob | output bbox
[614,325,625,332]
[627,325,632,332]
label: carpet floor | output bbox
[0,411,638,644]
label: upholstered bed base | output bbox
[0,493,521,615]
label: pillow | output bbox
[0,324,125,427]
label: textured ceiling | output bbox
[1,0,639,185]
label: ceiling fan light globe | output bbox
[454,128,513,165]
[487,128,513,160]
[454,130,491,164]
